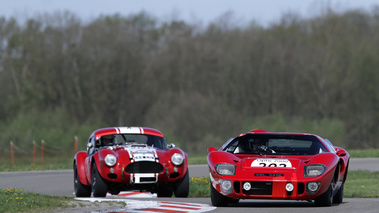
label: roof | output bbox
[91,127,164,141]
[236,129,318,137]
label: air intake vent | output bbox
[125,162,164,173]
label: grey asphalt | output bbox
[0,158,378,197]
[0,158,378,213]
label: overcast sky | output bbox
[1,0,378,26]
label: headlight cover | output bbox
[104,154,117,167]
[216,163,236,175]
[171,153,184,165]
[304,164,326,177]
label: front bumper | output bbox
[211,169,333,200]
[100,161,185,184]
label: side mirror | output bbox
[87,142,93,148]
[336,149,347,157]
[168,143,176,148]
[335,147,347,157]
[207,147,217,153]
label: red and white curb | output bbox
[112,191,157,198]
[75,197,216,213]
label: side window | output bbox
[322,138,335,153]
[87,136,96,156]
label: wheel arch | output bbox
[74,151,89,186]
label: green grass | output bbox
[344,171,379,198]
[348,149,379,158]
[188,155,208,164]
[189,177,211,197]
[0,188,73,212]
[0,156,72,172]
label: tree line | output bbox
[0,7,378,153]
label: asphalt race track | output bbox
[0,158,379,212]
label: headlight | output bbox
[171,153,184,165]
[304,164,326,177]
[215,163,236,175]
[220,179,233,193]
[104,154,117,167]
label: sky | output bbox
[1,0,378,26]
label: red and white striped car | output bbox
[74,127,189,198]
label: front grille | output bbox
[298,182,305,195]
[243,182,272,195]
[234,181,241,194]
[125,162,164,173]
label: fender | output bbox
[74,151,89,186]
[168,148,188,179]
[92,149,115,179]
[182,152,189,178]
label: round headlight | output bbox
[104,154,117,167]
[220,179,233,193]
[171,153,184,165]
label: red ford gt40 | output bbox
[74,127,189,198]
[207,129,349,207]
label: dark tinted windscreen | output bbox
[102,134,167,150]
[223,134,328,155]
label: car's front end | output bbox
[74,127,189,197]
[209,153,337,201]
[93,144,188,192]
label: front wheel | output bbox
[74,163,91,197]
[173,169,189,197]
[157,183,173,197]
[91,163,108,197]
[210,184,231,207]
[333,183,344,204]
[315,184,333,206]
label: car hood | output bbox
[112,145,159,162]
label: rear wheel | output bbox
[74,163,91,197]
[91,163,108,197]
[173,169,189,197]
[210,184,231,207]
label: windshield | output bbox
[223,134,328,155]
[99,134,167,150]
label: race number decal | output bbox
[251,158,292,168]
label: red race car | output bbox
[74,127,189,198]
[207,129,349,207]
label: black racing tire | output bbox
[315,183,333,207]
[230,198,239,204]
[210,184,231,207]
[91,163,108,197]
[173,169,189,197]
[110,190,121,195]
[74,163,91,197]
[333,183,344,204]
[157,183,173,197]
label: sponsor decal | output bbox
[251,158,292,168]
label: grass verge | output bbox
[344,171,379,198]
[0,188,73,212]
